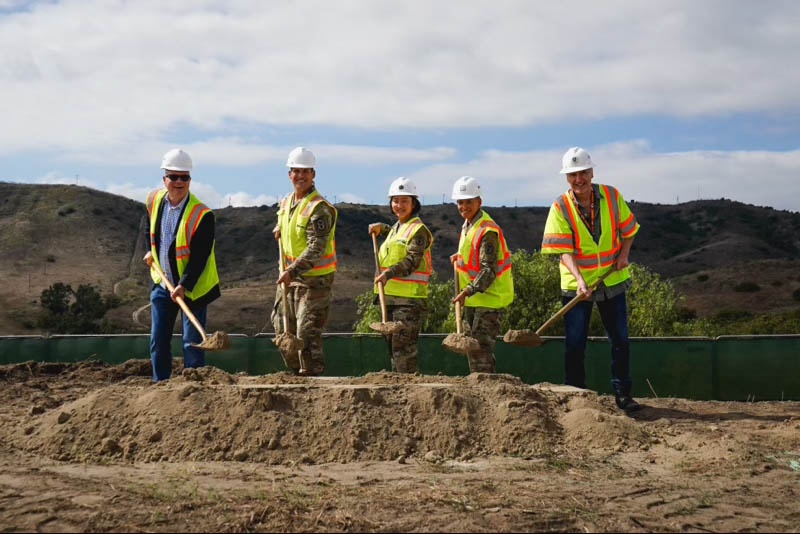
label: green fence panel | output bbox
[605,337,714,400]
[495,336,564,384]
[0,334,795,401]
[713,335,800,401]
[0,336,50,364]
[47,335,151,364]
[207,335,274,375]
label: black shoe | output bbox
[615,396,641,412]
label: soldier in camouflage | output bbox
[369,177,434,373]
[271,147,337,376]
[450,176,514,373]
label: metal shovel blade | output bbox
[369,321,404,335]
[442,333,480,355]
[273,332,305,353]
[193,330,232,351]
[503,329,544,347]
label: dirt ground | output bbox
[1,361,799,533]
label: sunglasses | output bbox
[165,174,191,182]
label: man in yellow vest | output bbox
[143,148,220,382]
[272,147,337,376]
[369,177,434,373]
[451,176,514,373]
[542,147,641,412]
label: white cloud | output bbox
[25,143,800,212]
[408,143,800,212]
[0,1,798,152]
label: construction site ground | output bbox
[1,360,799,532]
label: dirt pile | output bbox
[9,365,602,464]
[3,360,800,533]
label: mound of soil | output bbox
[1,360,799,532]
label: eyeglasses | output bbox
[165,174,191,182]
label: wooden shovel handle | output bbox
[453,262,464,335]
[535,268,616,336]
[371,233,390,324]
[149,261,208,339]
[277,240,291,334]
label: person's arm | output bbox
[615,236,635,271]
[560,253,590,298]
[368,222,390,237]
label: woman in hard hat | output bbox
[450,175,514,373]
[368,177,434,373]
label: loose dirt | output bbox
[1,360,799,532]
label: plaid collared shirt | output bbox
[158,195,188,288]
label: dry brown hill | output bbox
[1,182,799,334]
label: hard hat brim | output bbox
[559,164,594,174]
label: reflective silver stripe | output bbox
[576,257,600,268]
[603,186,620,230]
[542,236,573,246]
[393,272,430,283]
[556,196,576,235]
[619,216,637,235]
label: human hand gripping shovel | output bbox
[442,261,480,355]
[369,232,403,335]
[148,260,230,351]
[274,240,306,368]
[503,268,615,347]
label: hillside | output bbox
[1,182,799,335]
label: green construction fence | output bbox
[1,333,798,401]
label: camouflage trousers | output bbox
[271,274,333,375]
[384,303,425,373]
[461,307,505,373]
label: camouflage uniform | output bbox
[271,187,336,375]
[459,230,504,373]
[374,221,432,373]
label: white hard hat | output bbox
[387,177,418,198]
[286,146,316,168]
[451,176,481,200]
[161,148,193,172]
[559,147,594,174]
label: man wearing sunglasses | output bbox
[143,148,220,381]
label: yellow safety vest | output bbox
[376,217,433,299]
[146,190,220,301]
[456,211,514,309]
[278,190,338,276]
[541,184,639,290]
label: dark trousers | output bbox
[149,285,207,382]
[562,292,632,397]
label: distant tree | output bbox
[39,283,114,333]
[40,282,73,316]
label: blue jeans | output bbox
[562,292,632,397]
[149,285,207,381]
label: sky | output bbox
[1,0,799,212]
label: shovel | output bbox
[149,261,231,351]
[274,240,306,368]
[442,262,480,355]
[368,232,403,336]
[503,268,615,347]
